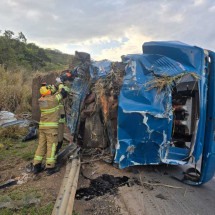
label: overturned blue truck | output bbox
[62,41,215,185]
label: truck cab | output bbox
[114,41,215,185]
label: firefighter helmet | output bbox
[40,86,51,96]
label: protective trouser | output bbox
[33,129,58,168]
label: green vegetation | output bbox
[0,137,54,214]
[0,203,54,215]
[0,30,74,71]
[0,188,54,215]
[0,138,37,162]
[0,66,32,113]
[0,135,56,215]
[0,29,72,215]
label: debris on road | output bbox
[75,174,129,201]
[0,179,17,190]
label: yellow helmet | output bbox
[40,86,51,96]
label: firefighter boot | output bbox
[46,166,60,176]
[33,163,43,174]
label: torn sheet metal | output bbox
[68,67,90,135]
[90,60,112,80]
[114,51,202,169]
[67,60,112,135]
[143,41,208,164]
[0,111,17,126]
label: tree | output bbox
[0,29,74,71]
[18,32,27,43]
[4,30,14,39]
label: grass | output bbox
[0,189,54,215]
[0,65,66,215]
[0,203,54,215]
[0,137,55,215]
[0,126,28,139]
[0,124,37,161]
[0,66,32,113]
[0,188,41,201]
[0,137,37,162]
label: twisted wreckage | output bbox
[34,41,215,185]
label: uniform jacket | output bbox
[38,93,62,129]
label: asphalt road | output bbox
[117,164,215,215]
[74,161,215,215]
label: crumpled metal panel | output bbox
[114,53,201,169]
[67,68,90,135]
[199,51,215,184]
[68,60,112,135]
[90,60,112,80]
[143,41,208,163]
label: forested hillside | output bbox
[0,30,74,71]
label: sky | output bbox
[0,0,214,61]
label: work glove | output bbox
[60,88,68,99]
[55,77,62,84]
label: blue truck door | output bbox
[198,51,215,184]
[142,41,207,162]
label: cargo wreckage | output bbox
[33,41,215,186]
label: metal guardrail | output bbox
[52,157,81,215]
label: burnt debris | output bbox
[75,174,129,201]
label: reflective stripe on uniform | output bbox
[59,84,70,92]
[56,94,62,102]
[46,158,55,164]
[59,118,65,123]
[46,143,56,164]
[41,105,60,114]
[34,155,43,161]
[39,122,58,128]
[51,143,56,159]
[58,84,64,90]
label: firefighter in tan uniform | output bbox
[33,85,67,175]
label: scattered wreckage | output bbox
[52,41,215,186]
[0,111,38,142]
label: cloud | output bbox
[0,0,214,60]
[93,28,152,61]
[26,10,41,22]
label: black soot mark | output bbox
[75,174,129,201]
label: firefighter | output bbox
[33,84,67,175]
